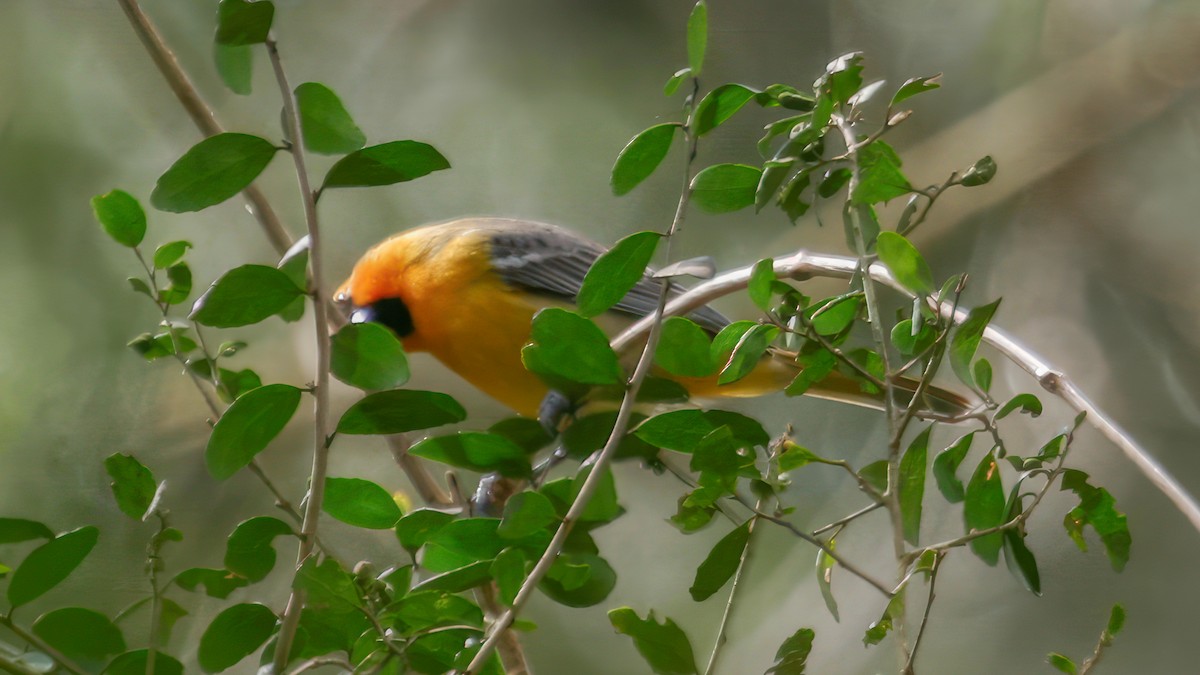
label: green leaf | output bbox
[561,411,657,462]
[411,561,494,595]
[766,627,815,675]
[393,591,484,634]
[569,464,623,524]
[821,52,864,105]
[541,552,616,607]
[890,319,935,357]
[489,417,553,453]
[996,393,1043,420]
[1002,491,1041,595]
[686,1,707,77]
[852,140,911,205]
[294,557,360,610]
[321,140,450,190]
[717,324,779,385]
[785,349,837,397]
[522,308,623,386]
[689,520,751,602]
[961,155,997,187]
[224,516,293,582]
[7,526,99,608]
[205,383,301,480]
[498,491,558,540]
[634,409,768,452]
[577,231,661,317]
[295,82,366,155]
[323,477,403,529]
[655,317,716,378]
[151,133,277,212]
[1060,469,1131,572]
[0,518,53,543]
[276,240,309,322]
[817,167,851,199]
[694,84,758,136]
[190,264,303,328]
[1047,653,1078,674]
[899,426,930,545]
[933,432,974,503]
[690,163,762,213]
[664,68,691,96]
[336,389,466,436]
[91,189,146,247]
[964,452,1005,565]
[215,0,274,45]
[152,240,192,269]
[213,43,252,95]
[809,294,861,335]
[611,124,679,196]
[863,593,905,646]
[890,74,942,107]
[1107,604,1126,639]
[395,509,456,555]
[104,454,157,520]
[858,460,889,494]
[330,322,409,390]
[748,258,776,311]
[815,542,839,622]
[491,548,527,606]
[409,432,532,478]
[950,299,1001,388]
[104,650,184,675]
[875,232,933,294]
[610,608,698,675]
[173,568,250,599]
[197,603,277,673]
[421,519,505,573]
[33,607,125,662]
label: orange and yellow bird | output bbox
[335,217,967,417]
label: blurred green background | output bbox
[2,0,1199,672]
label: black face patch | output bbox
[351,297,415,338]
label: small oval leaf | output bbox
[92,189,146,248]
[151,133,278,213]
[323,477,404,529]
[611,124,679,196]
[336,389,466,435]
[190,264,303,328]
[577,231,661,317]
[197,603,278,673]
[205,384,302,480]
[7,527,100,608]
[690,163,762,213]
[321,141,449,190]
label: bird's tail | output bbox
[677,350,972,417]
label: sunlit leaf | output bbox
[323,477,403,529]
[656,317,715,378]
[215,0,274,45]
[694,84,758,136]
[214,43,252,95]
[890,74,942,107]
[91,189,146,248]
[330,322,410,390]
[964,452,1005,565]
[995,393,1042,420]
[851,140,911,205]
[1060,469,1131,572]
[104,454,157,521]
[875,231,933,294]
[686,1,707,77]
[522,308,623,386]
[612,124,679,196]
[690,164,762,213]
[577,231,661,317]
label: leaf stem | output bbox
[702,512,759,675]
[265,34,334,673]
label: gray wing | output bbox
[486,222,731,335]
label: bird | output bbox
[334,217,969,418]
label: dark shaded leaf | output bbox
[104,650,184,675]
[664,68,691,96]
[294,557,360,610]
[151,133,277,212]
[336,389,466,435]
[612,124,679,195]
[577,231,661,317]
[197,603,277,673]
[33,607,125,662]
[717,324,779,385]
[105,454,157,521]
[422,519,505,573]
[205,383,302,480]
[0,518,53,544]
[215,0,274,45]
[961,155,997,187]
[891,319,935,357]
[498,491,557,540]
[172,568,249,599]
[784,349,836,397]
[964,452,1005,565]
[766,627,815,675]
[863,593,904,646]
[7,526,99,608]
[224,516,293,582]
[409,432,531,478]
[899,426,930,544]
[634,409,768,452]
[609,608,698,675]
[1002,490,1041,595]
[190,264,302,328]
[933,432,974,503]
[694,84,758,136]
[393,591,484,634]
[491,547,527,606]
[321,141,449,190]
[411,561,493,595]
[689,520,751,601]
[295,82,366,155]
[91,189,146,247]
[395,509,456,555]
[950,299,1001,388]
[995,393,1042,420]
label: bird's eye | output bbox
[352,297,415,338]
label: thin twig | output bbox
[901,553,942,675]
[0,654,39,675]
[702,512,760,675]
[610,251,1200,537]
[284,656,354,675]
[812,501,884,536]
[461,74,703,675]
[266,35,334,673]
[115,0,294,255]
